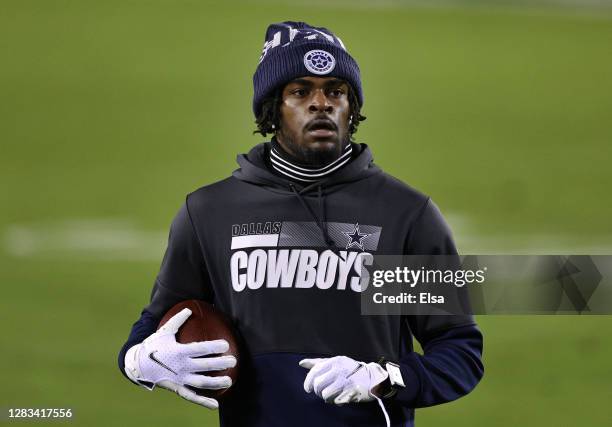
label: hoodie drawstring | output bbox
[289,183,334,248]
[317,185,332,246]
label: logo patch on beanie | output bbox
[303,50,336,75]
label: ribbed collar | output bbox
[268,137,353,183]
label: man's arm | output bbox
[382,320,483,407]
[118,199,213,378]
[391,198,484,407]
[117,199,233,407]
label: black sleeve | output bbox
[392,198,484,406]
[117,199,214,381]
[146,200,214,317]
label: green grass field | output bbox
[2,1,612,425]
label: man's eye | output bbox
[293,89,307,96]
[330,89,344,97]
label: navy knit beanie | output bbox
[252,21,363,117]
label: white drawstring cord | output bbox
[374,394,391,427]
[365,364,390,427]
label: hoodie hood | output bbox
[233,142,382,248]
[232,142,381,195]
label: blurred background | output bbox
[1,0,611,425]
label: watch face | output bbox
[386,362,406,388]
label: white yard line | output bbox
[2,214,611,262]
[445,213,612,255]
[2,219,167,261]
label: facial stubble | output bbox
[277,130,349,167]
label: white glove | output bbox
[299,356,388,405]
[124,308,237,409]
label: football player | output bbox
[119,21,484,427]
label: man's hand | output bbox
[299,356,389,405]
[124,308,236,409]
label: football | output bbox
[158,299,240,399]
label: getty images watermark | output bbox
[371,266,487,305]
[360,256,612,315]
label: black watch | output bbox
[377,357,406,398]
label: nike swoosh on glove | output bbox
[124,308,236,409]
[299,356,388,404]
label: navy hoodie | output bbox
[118,142,484,427]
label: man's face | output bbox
[276,76,351,166]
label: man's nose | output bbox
[308,90,333,114]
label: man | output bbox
[118,21,484,427]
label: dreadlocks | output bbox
[253,83,366,140]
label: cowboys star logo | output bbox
[342,223,370,251]
[303,49,336,75]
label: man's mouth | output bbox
[306,119,337,138]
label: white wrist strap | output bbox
[124,344,142,383]
[124,344,155,391]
